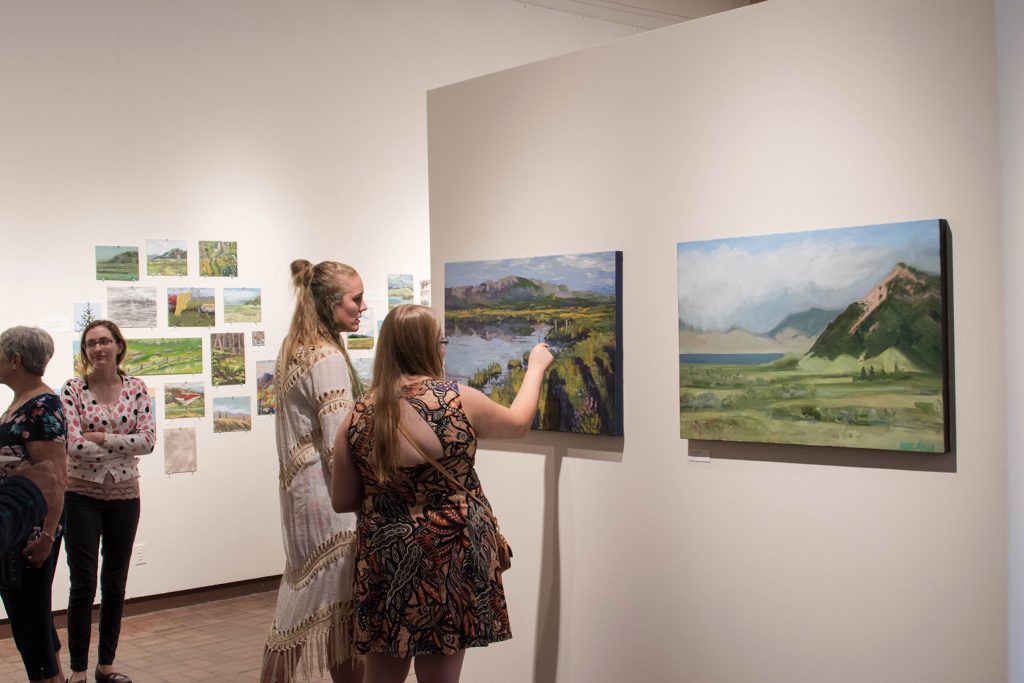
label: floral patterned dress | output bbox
[0,393,66,477]
[346,379,511,658]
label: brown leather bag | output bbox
[398,423,512,572]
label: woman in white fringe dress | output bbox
[261,259,367,683]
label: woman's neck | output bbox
[88,367,121,387]
[3,375,48,416]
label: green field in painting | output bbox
[679,357,945,452]
[214,415,250,432]
[224,302,260,323]
[347,334,373,349]
[450,303,619,435]
[164,396,205,419]
[147,258,187,276]
[96,260,138,281]
[123,338,202,376]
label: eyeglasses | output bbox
[85,338,115,350]
[438,337,449,347]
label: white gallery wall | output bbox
[0,0,635,616]
[998,0,1023,679]
[428,0,1006,681]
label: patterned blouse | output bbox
[0,393,66,478]
[61,376,155,493]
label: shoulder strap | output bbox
[397,422,486,508]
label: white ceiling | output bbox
[509,0,756,29]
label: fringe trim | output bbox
[262,601,355,683]
[284,528,359,590]
[280,433,319,490]
[317,388,353,418]
[280,347,338,397]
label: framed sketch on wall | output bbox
[677,219,951,453]
[444,250,624,437]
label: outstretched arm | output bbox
[460,343,554,440]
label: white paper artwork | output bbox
[107,287,158,328]
[164,427,197,474]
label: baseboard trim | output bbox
[1,574,281,639]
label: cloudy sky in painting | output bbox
[445,251,619,294]
[146,239,185,257]
[677,220,942,334]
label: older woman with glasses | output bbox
[61,320,154,683]
[0,326,68,683]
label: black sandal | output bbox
[95,670,132,683]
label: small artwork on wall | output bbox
[122,337,203,376]
[167,288,215,327]
[388,273,414,310]
[420,280,431,306]
[224,287,261,323]
[255,360,276,416]
[72,341,84,377]
[347,308,375,350]
[251,330,265,348]
[445,250,624,437]
[146,239,188,276]
[164,427,198,474]
[95,246,139,281]
[213,396,251,433]
[107,287,158,329]
[211,332,245,386]
[677,218,950,453]
[199,240,238,277]
[164,382,205,419]
[353,356,374,387]
[73,302,103,332]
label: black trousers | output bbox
[64,492,140,673]
[0,515,64,681]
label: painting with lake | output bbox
[95,246,139,281]
[146,239,188,276]
[445,250,623,437]
[678,219,950,452]
[388,274,414,311]
[123,337,203,376]
[107,287,158,328]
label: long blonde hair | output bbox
[368,304,445,482]
[277,259,363,398]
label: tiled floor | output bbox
[0,590,415,682]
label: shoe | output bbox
[95,670,132,683]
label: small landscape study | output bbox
[146,239,188,276]
[122,338,203,377]
[95,246,139,281]
[444,250,623,437]
[677,219,950,453]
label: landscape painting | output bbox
[347,308,374,349]
[224,287,261,323]
[146,239,188,276]
[353,357,374,386]
[107,287,158,328]
[678,219,950,453]
[72,341,84,376]
[95,246,139,281]
[164,428,197,474]
[445,251,624,437]
[213,396,251,433]
[74,302,102,332]
[122,337,203,376]
[388,273,414,310]
[199,240,238,277]
[211,332,245,386]
[255,360,276,415]
[168,288,215,327]
[164,382,205,419]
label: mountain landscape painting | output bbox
[146,240,188,276]
[445,250,623,437]
[224,287,261,323]
[95,246,139,281]
[677,219,950,452]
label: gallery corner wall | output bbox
[428,0,1006,681]
[0,0,635,618]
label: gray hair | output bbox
[0,326,55,377]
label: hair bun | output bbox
[290,259,314,288]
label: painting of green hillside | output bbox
[123,337,203,376]
[95,246,139,281]
[678,219,950,452]
[445,251,623,437]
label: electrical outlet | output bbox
[134,543,147,566]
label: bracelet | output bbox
[39,529,56,543]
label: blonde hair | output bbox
[277,259,363,398]
[368,304,445,482]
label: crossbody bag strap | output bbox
[397,422,487,509]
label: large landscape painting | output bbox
[445,251,623,437]
[677,219,950,452]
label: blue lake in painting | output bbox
[680,353,785,365]
[445,327,552,387]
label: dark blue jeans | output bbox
[64,492,140,673]
[0,513,64,681]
